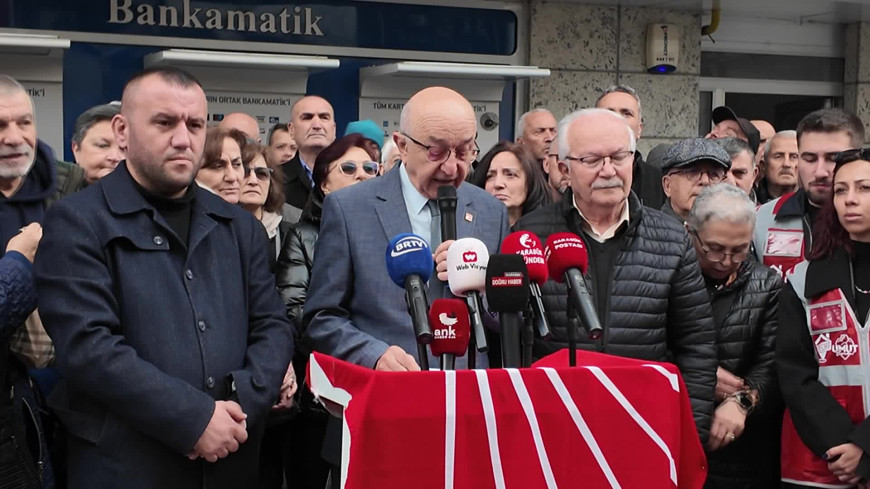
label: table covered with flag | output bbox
[307,349,707,489]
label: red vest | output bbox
[781,264,867,488]
[754,192,806,281]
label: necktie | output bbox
[428,200,443,299]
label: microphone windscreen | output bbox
[484,254,529,313]
[385,233,433,287]
[428,298,471,357]
[544,232,589,282]
[447,238,489,296]
[500,231,548,285]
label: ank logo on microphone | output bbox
[390,236,427,257]
[434,313,457,339]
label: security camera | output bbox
[481,112,499,131]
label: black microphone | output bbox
[485,254,529,369]
[437,185,457,242]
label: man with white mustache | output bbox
[660,138,732,223]
[515,108,717,445]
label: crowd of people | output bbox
[2,63,870,489]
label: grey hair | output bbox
[763,130,797,159]
[595,84,642,118]
[0,74,32,113]
[687,183,757,232]
[381,138,397,165]
[557,108,637,160]
[72,104,121,146]
[516,108,555,137]
[711,137,754,169]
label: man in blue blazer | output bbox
[303,87,509,372]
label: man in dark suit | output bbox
[283,95,336,210]
[34,66,293,489]
[304,86,509,372]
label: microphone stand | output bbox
[566,300,579,368]
[522,305,534,368]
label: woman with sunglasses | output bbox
[685,184,781,489]
[239,144,292,270]
[196,127,247,203]
[778,148,870,489]
[469,141,551,228]
[271,134,379,489]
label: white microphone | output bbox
[447,238,489,353]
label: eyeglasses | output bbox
[402,133,480,164]
[563,150,633,169]
[833,148,870,165]
[690,230,750,263]
[669,166,727,183]
[334,160,380,176]
[244,166,273,181]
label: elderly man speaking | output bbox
[515,108,717,444]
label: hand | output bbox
[375,346,421,372]
[272,363,299,411]
[715,367,744,402]
[6,223,42,263]
[189,401,248,463]
[433,240,455,282]
[827,443,864,481]
[707,400,746,451]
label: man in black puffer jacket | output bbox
[515,108,718,444]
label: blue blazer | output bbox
[303,166,509,370]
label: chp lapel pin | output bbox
[464,212,474,223]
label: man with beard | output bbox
[34,67,292,488]
[542,133,569,202]
[753,109,863,279]
[283,96,336,210]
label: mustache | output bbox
[0,144,32,157]
[810,178,831,186]
[591,177,624,189]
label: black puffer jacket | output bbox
[703,260,782,489]
[275,196,322,335]
[515,190,718,443]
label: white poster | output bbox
[21,81,65,160]
[206,91,300,142]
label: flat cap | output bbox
[662,138,731,173]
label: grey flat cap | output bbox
[662,138,731,174]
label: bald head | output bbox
[395,87,477,199]
[220,112,260,143]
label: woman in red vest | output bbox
[777,147,870,489]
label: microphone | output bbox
[500,231,551,339]
[544,233,604,346]
[484,255,529,369]
[437,185,457,242]
[428,298,471,370]
[386,233,434,370]
[446,238,489,355]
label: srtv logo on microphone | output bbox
[434,313,458,339]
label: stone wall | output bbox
[529,1,702,155]
[845,22,870,142]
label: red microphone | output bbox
[428,299,471,370]
[544,233,603,357]
[501,231,551,340]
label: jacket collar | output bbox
[806,248,855,307]
[561,188,644,236]
[774,188,807,219]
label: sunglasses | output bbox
[334,160,379,176]
[244,166,273,181]
[833,148,870,166]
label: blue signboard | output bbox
[1,0,518,56]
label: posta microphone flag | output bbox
[428,299,471,358]
[544,232,589,282]
[500,231,548,285]
[386,233,433,286]
[446,238,489,296]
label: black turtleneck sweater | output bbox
[853,240,870,324]
[132,180,196,247]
